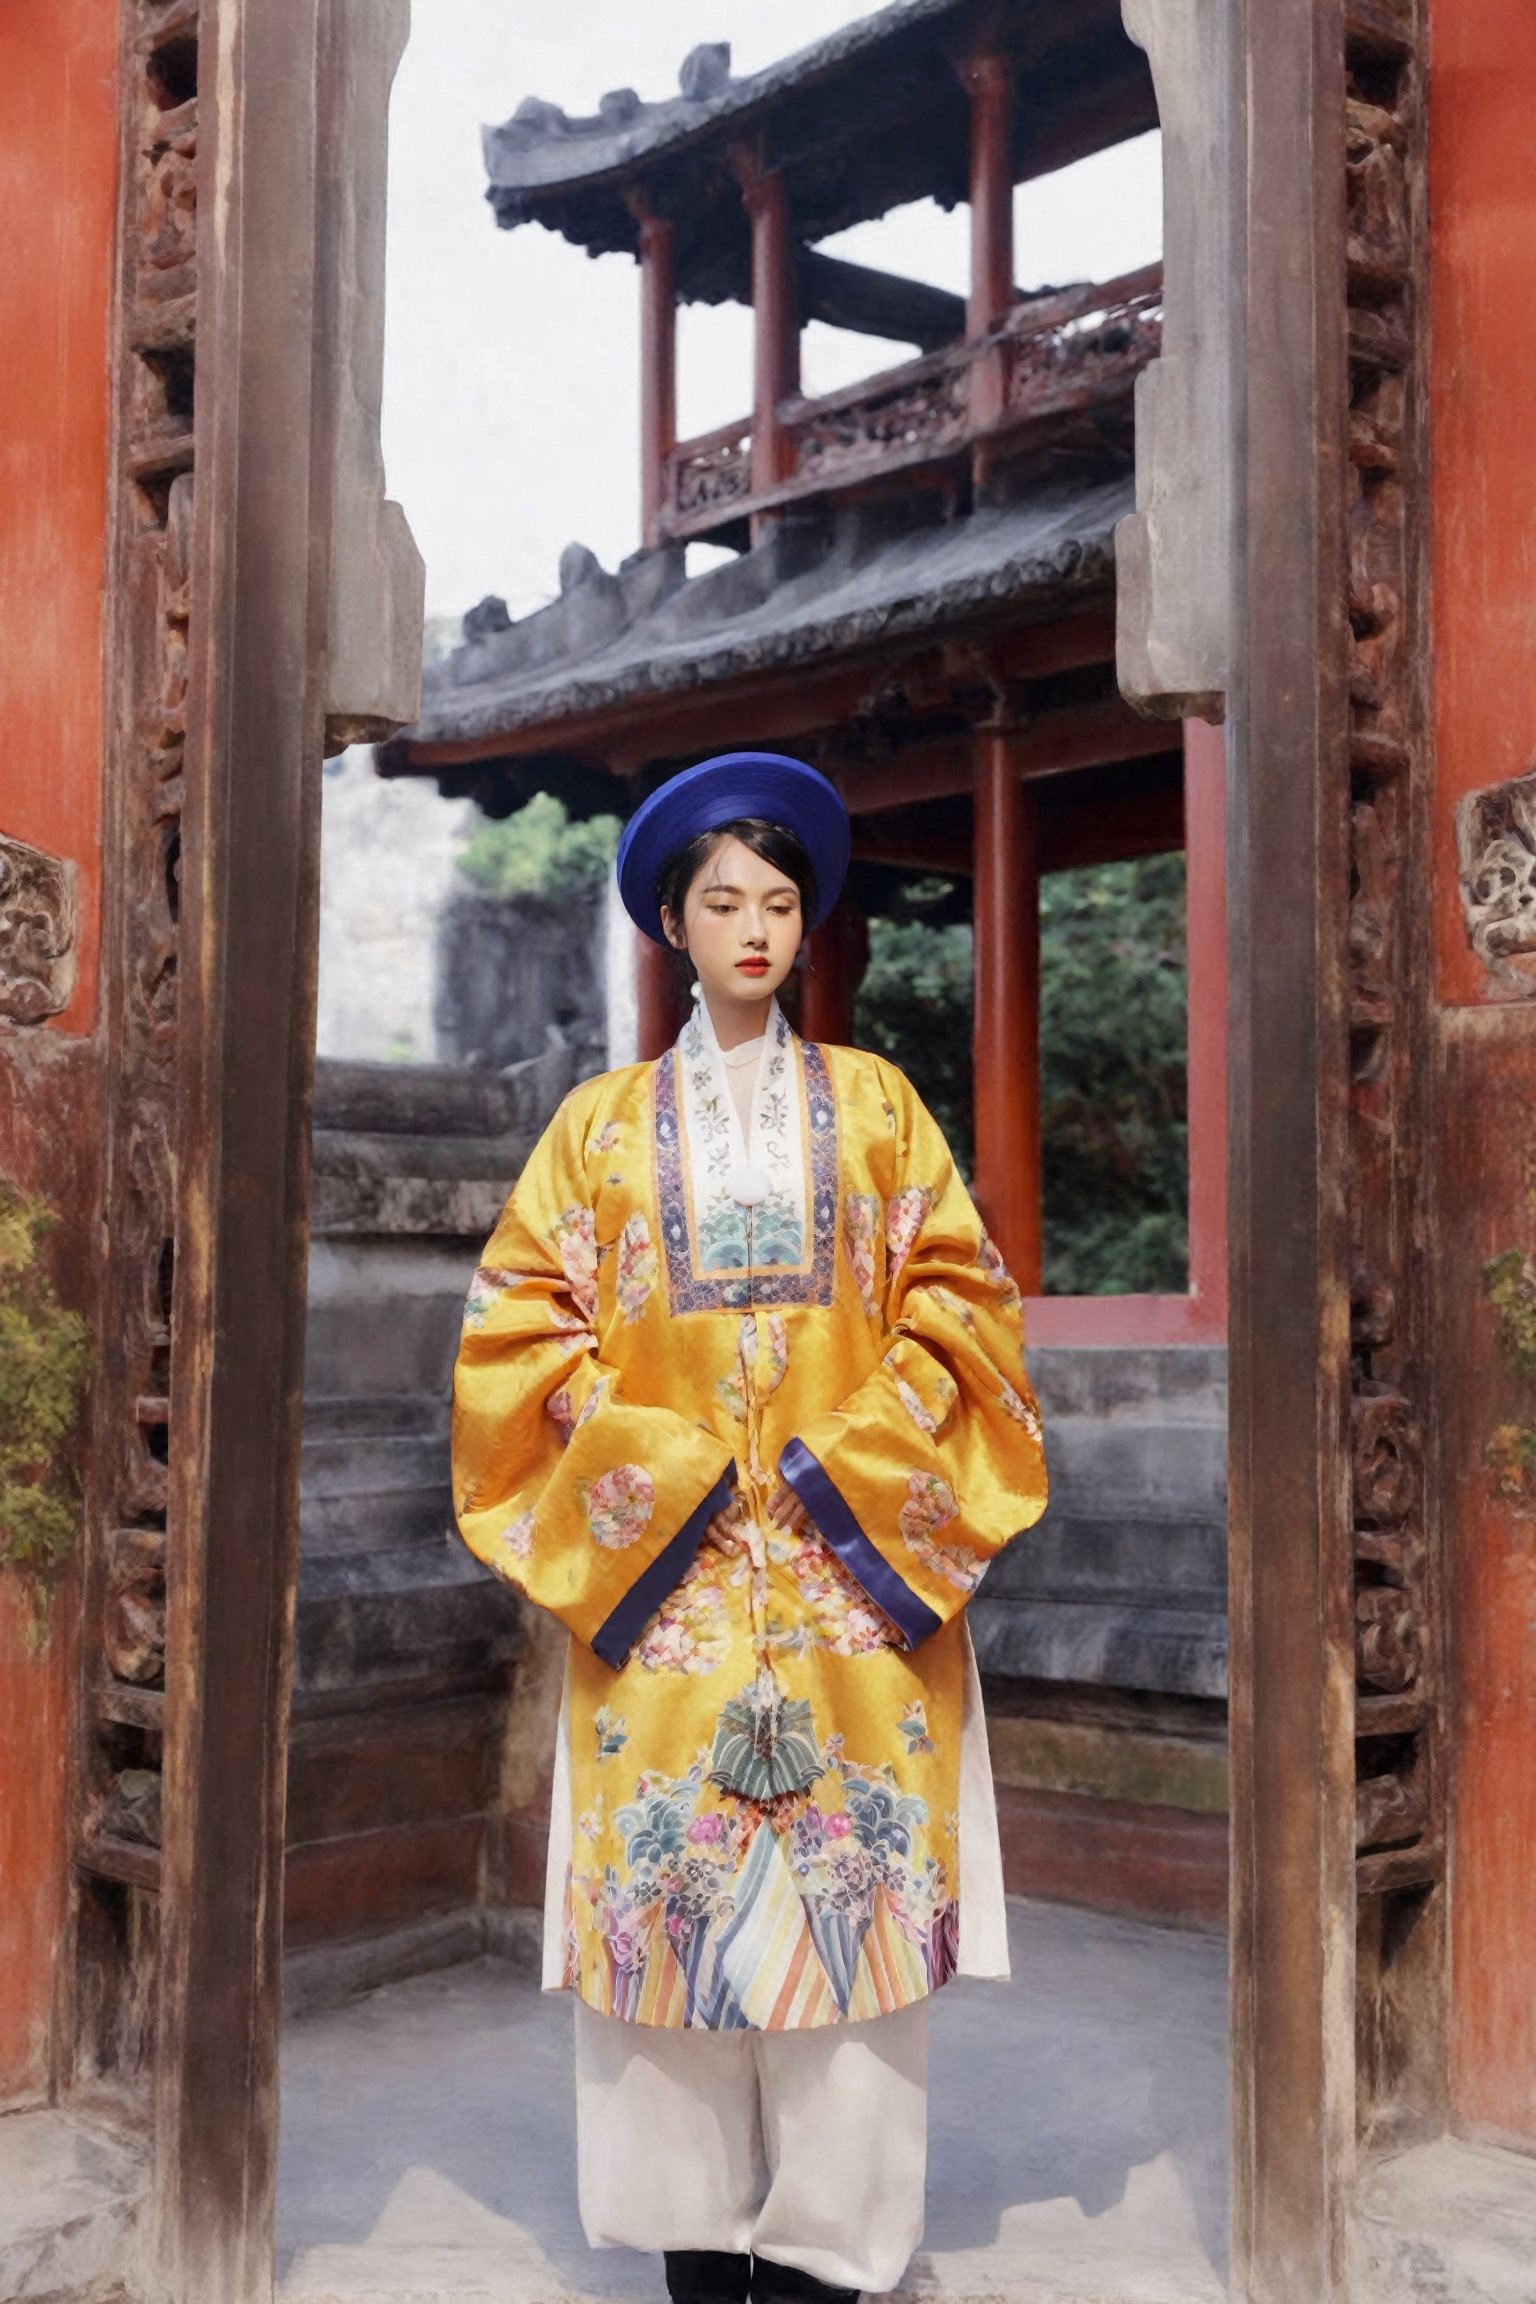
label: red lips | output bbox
[736,960,769,974]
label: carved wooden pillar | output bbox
[971,730,1041,1294]
[799,902,868,1048]
[637,207,676,549]
[741,158,799,518]
[635,927,685,1062]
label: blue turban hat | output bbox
[616,751,851,946]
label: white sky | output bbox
[383,2,1162,621]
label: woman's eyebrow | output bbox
[698,876,797,898]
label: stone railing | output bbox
[660,262,1162,541]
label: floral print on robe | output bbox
[452,999,1047,2030]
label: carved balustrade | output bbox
[658,263,1163,542]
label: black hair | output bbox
[655,817,818,957]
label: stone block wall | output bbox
[973,1345,1229,1928]
[285,1047,570,1971]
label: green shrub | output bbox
[457,792,621,902]
[852,852,1188,1297]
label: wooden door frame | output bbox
[136,0,1413,2296]
[154,0,333,2292]
[1225,0,1358,2294]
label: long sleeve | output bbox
[452,1083,735,1667]
[778,1069,1047,1646]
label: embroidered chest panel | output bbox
[653,1015,838,1313]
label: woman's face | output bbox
[660,834,804,1016]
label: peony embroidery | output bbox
[885,1186,936,1285]
[496,1505,535,1563]
[580,1463,655,1550]
[905,1530,988,1594]
[998,1378,1043,1440]
[892,1362,959,1438]
[463,1264,529,1331]
[715,1312,789,1421]
[898,1468,959,1547]
[843,1193,881,1317]
[930,1282,976,1332]
[633,1550,735,1674]
[767,1530,903,1657]
[616,1210,659,1322]
[552,1205,598,1323]
[897,1469,984,1591]
[976,1227,1022,1308]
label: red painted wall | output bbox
[1429,0,1536,2145]
[0,0,118,2099]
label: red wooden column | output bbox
[1182,718,1229,1325]
[740,156,799,512]
[799,903,869,1047]
[635,927,685,1061]
[959,47,1013,447]
[636,206,676,548]
[972,730,1042,1293]
[962,48,1014,337]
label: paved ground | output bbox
[275,1899,1230,2304]
[0,2104,147,2302]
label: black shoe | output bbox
[665,2251,753,2304]
[750,2261,860,2304]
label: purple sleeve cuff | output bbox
[778,1437,942,1650]
[591,1463,737,1670]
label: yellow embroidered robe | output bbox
[453,999,1047,2031]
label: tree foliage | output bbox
[0,1185,91,1641]
[457,791,622,902]
[853,853,1188,1296]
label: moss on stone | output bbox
[0,1183,90,1642]
[1484,1246,1536,1388]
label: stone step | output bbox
[302,1391,447,1441]
[295,1567,521,1693]
[969,1594,1229,1699]
[302,1428,449,1487]
[1028,1343,1228,1419]
[993,1510,1227,1604]
[1042,1414,1227,1519]
[298,1539,490,1600]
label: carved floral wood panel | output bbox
[0,835,77,1024]
[72,0,201,2077]
[1340,0,1440,1904]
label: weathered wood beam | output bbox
[848,774,1183,876]
[837,697,1178,814]
[385,610,1117,781]
[796,249,966,352]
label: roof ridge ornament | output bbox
[678,42,732,101]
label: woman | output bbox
[453,751,1047,2304]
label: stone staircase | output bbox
[972,1344,1228,1701]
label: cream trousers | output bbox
[574,1998,929,2294]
